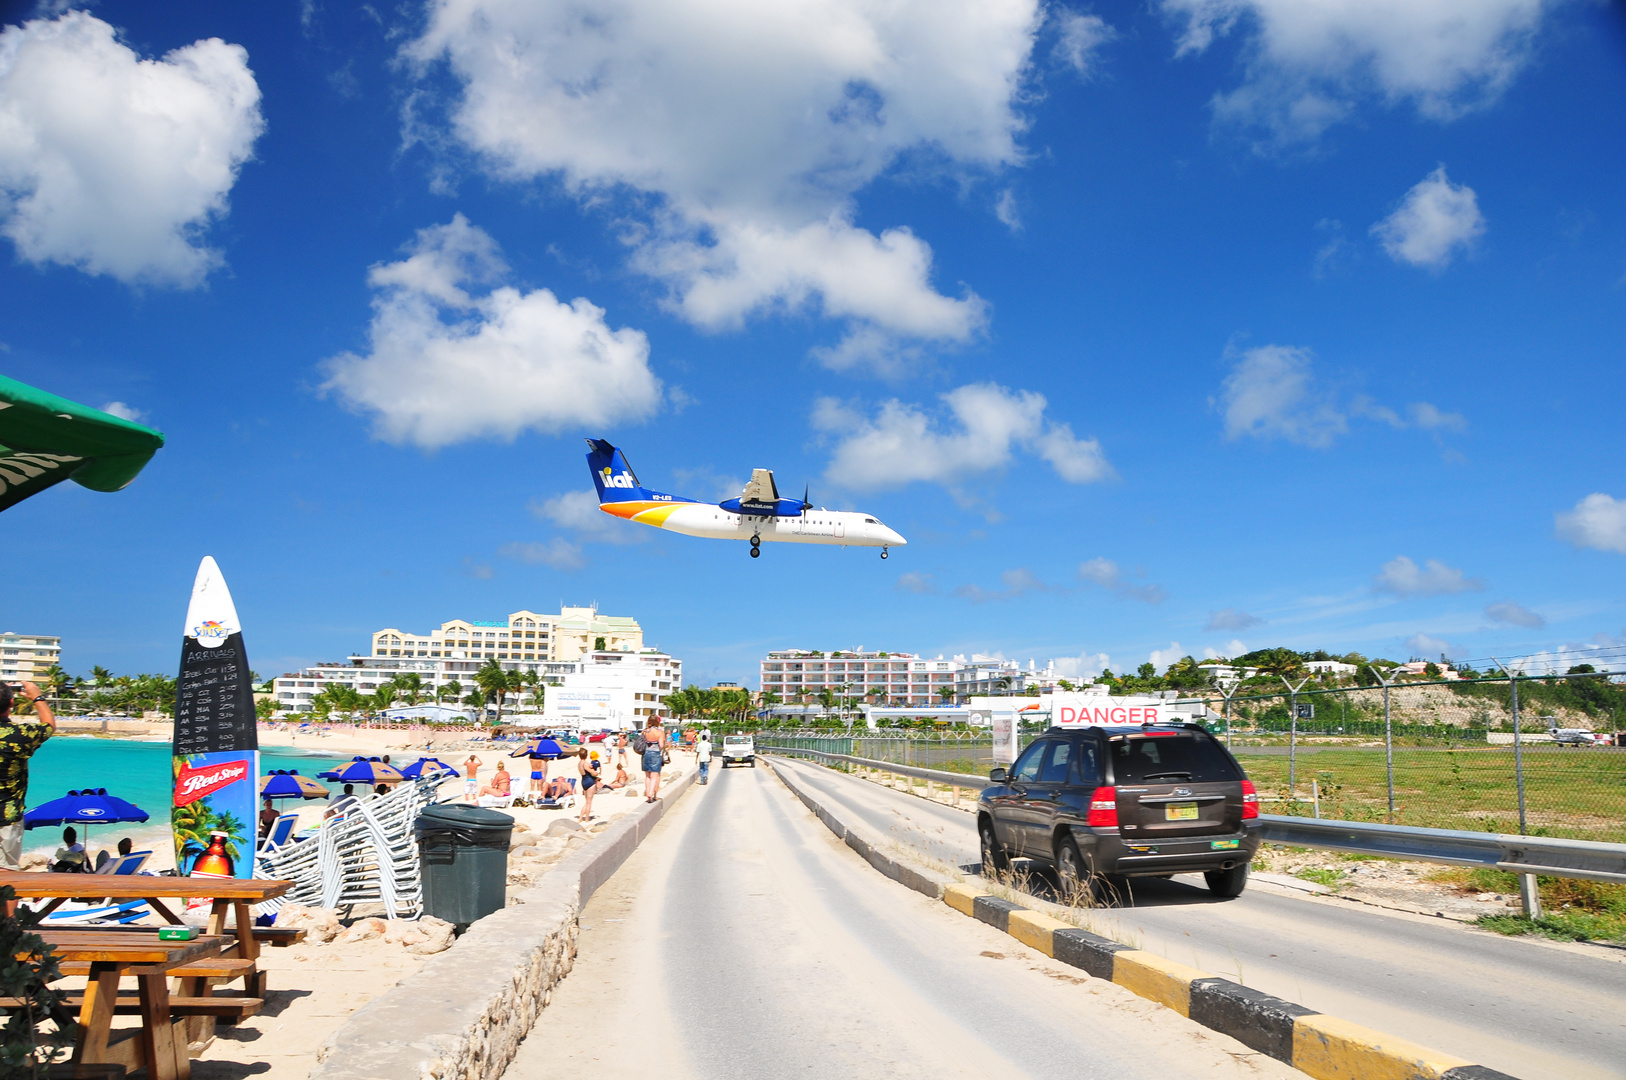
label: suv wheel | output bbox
[979,820,1009,876]
[1055,836,1087,896]
[1204,862,1249,898]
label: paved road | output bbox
[502,763,1300,1080]
[769,756,1626,1080]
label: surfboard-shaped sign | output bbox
[172,557,259,879]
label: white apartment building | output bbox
[1304,660,1358,676]
[759,650,1059,708]
[1,633,60,684]
[539,650,682,730]
[273,605,661,713]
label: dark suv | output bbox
[977,723,1261,898]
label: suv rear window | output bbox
[1109,734,1239,784]
[724,737,750,745]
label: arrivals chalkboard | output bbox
[174,634,255,754]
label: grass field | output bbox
[1233,746,1626,842]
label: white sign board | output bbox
[992,713,1018,763]
[1049,693,1169,727]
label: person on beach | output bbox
[53,827,87,873]
[544,774,574,800]
[640,717,665,803]
[325,784,357,820]
[577,748,601,823]
[464,755,483,803]
[477,763,511,806]
[0,681,55,870]
[696,731,712,785]
[615,732,629,770]
[607,762,630,790]
[259,797,280,839]
[525,743,549,797]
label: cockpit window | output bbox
[864,517,876,523]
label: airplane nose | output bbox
[885,527,907,546]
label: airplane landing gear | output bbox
[881,547,889,559]
[750,547,760,558]
[750,535,761,559]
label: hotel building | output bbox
[1,632,60,684]
[273,605,676,718]
[759,650,1059,708]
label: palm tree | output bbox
[394,672,426,706]
[936,685,957,705]
[475,661,511,725]
[439,680,462,707]
[462,689,487,723]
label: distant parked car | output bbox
[978,723,1261,899]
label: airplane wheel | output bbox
[749,547,760,558]
[750,535,760,548]
[881,548,889,559]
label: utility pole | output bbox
[1281,675,1311,793]
[1492,657,1538,919]
[1367,665,1399,823]
[1217,679,1243,748]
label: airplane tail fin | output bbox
[585,438,652,503]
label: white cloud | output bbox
[531,490,642,544]
[815,382,1113,491]
[1486,601,1544,629]
[1556,493,1626,555]
[0,12,263,287]
[99,401,145,423]
[405,0,1039,371]
[1205,607,1263,631]
[1148,642,1186,672]
[1404,632,1460,659]
[1374,555,1484,596]
[994,189,1021,232]
[955,568,1050,603]
[499,539,586,571]
[1203,641,1249,660]
[1051,652,1111,680]
[895,572,937,595]
[1351,397,1468,432]
[1217,344,1346,448]
[1371,166,1485,269]
[1054,10,1114,78]
[1078,557,1165,603]
[320,215,662,449]
[1161,0,1548,146]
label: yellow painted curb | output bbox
[943,883,986,916]
[1111,951,1208,1017]
[1006,909,1069,957]
[1292,1013,1475,1080]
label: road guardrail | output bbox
[763,747,1626,887]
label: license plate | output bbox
[1165,803,1198,821]
[1210,839,1240,850]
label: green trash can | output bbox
[416,803,514,932]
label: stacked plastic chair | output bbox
[257,775,446,921]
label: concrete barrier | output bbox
[763,755,1521,1080]
[309,766,698,1080]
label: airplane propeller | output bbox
[801,484,812,516]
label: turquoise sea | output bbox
[21,736,349,857]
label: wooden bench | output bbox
[253,926,306,947]
[53,993,264,1021]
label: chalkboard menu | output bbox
[174,633,256,755]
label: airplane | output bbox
[586,438,906,560]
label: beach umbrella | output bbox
[511,737,563,759]
[259,770,330,800]
[399,757,459,779]
[0,374,165,514]
[24,789,149,846]
[316,757,406,784]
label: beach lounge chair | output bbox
[257,812,300,854]
[476,792,516,809]
[93,850,152,877]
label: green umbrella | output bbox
[0,374,165,513]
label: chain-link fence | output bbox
[760,674,1626,844]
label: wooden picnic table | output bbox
[35,928,227,1080]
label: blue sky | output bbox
[2,0,1624,687]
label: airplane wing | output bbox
[740,468,778,504]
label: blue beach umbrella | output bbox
[399,757,459,779]
[316,757,406,784]
[259,770,330,800]
[25,788,149,845]
[511,738,563,760]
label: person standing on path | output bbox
[577,748,602,823]
[640,717,665,803]
[0,682,54,870]
[463,755,484,803]
[615,731,629,770]
[696,732,712,785]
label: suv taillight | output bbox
[1241,780,1259,820]
[1087,786,1118,827]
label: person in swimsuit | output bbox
[641,718,665,802]
[463,755,483,803]
[615,732,629,770]
[525,743,549,796]
[577,748,601,823]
